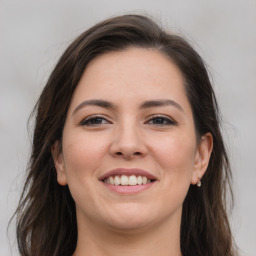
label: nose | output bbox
[109,123,147,160]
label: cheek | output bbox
[61,133,110,210]
[150,133,196,180]
[142,134,197,218]
[62,132,109,180]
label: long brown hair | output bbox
[14,14,238,256]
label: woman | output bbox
[15,14,238,256]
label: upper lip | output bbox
[98,168,157,181]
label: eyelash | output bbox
[145,115,177,126]
[79,115,177,127]
[79,115,111,126]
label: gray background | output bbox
[1,1,255,255]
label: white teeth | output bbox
[120,175,129,185]
[114,176,120,185]
[142,176,147,185]
[109,176,114,185]
[128,175,137,185]
[104,175,152,186]
[137,176,142,185]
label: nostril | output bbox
[114,151,142,158]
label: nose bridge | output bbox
[110,117,146,158]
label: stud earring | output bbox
[196,179,201,187]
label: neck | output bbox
[73,209,183,256]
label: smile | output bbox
[104,175,153,186]
[99,168,157,193]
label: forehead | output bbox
[69,47,190,112]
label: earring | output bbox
[196,179,201,187]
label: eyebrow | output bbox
[72,99,115,115]
[72,98,184,115]
[140,99,184,112]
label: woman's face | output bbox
[53,47,212,232]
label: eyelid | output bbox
[145,114,177,125]
[78,114,177,127]
[78,114,112,126]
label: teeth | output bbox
[120,175,129,185]
[109,176,114,184]
[104,175,152,186]
[137,176,142,185]
[128,175,137,185]
[114,176,120,185]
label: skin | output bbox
[52,47,213,256]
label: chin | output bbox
[107,217,152,232]
[101,203,158,231]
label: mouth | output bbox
[103,174,155,186]
[98,168,157,192]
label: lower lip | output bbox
[102,182,155,194]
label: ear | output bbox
[51,141,67,186]
[191,132,213,185]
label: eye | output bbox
[79,116,111,126]
[146,115,177,126]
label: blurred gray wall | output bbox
[1,1,255,255]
